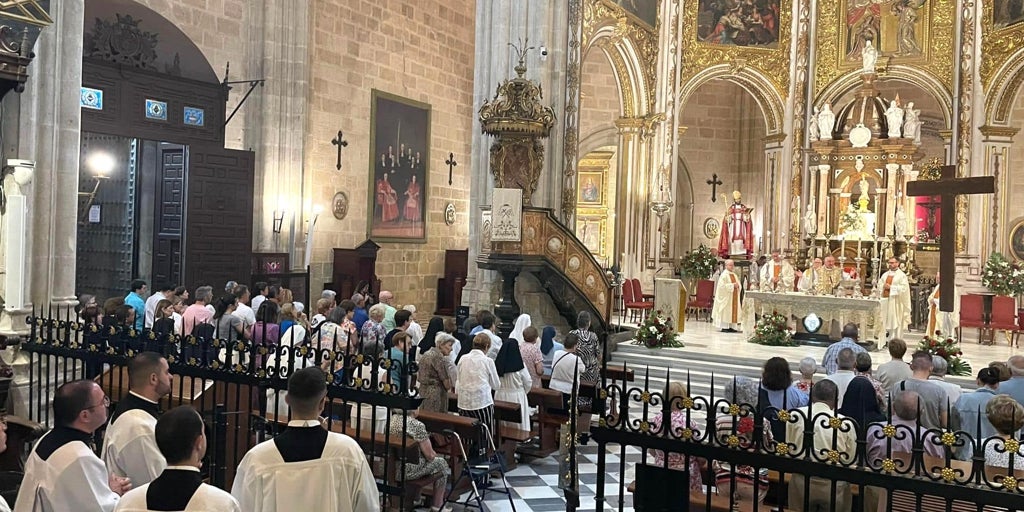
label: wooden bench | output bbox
[414,410,481,497]
[445,392,528,468]
[519,387,567,457]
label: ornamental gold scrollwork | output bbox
[980,0,1024,91]
[583,0,658,114]
[680,0,792,99]
[814,0,955,97]
[955,0,976,255]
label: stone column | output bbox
[978,126,1018,257]
[762,138,785,251]
[816,164,830,236]
[246,0,310,263]
[613,117,647,278]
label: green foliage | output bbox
[748,312,797,347]
[982,252,1024,297]
[632,311,683,349]
[680,244,718,280]
[918,336,972,377]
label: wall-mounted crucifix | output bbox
[707,173,723,202]
[906,165,994,312]
[446,152,458,186]
[331,131,348,171]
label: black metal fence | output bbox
[589,367,1024,512]
[20,307,434,510]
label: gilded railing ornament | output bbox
[478,39,555,206]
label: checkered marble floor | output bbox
[448,444,640,512]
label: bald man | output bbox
[798,258,823,293]
[878,258,911,341]
[760,249,795,292]
[711,259,742,333]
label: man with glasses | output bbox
[16,380,131,512]
[104,352,173,486]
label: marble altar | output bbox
[742,291,883,341]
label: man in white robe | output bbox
[114,406,240,512]
[16,380,131,512]
[799,258,824,293]
[926,271,959,339]
[878,257,912,341]
[104,352,172,486]
[760,249,795,292]
[711,259,742,333]
[231,367,379,512]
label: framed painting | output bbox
[367,90,431,242]
[577,171,605,206]
[1010,218,1024,261]
[696,0,781,48]
[603,0,658,30]
[576,215,607,258]
[994,0,1024,29]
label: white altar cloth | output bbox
[742,291,883,341]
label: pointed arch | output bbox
[583,26,653,118]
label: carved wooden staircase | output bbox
[478,207,613,337]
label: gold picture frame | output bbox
[577,171,605,207]
[576,215,608,258]
[1009,218,1024,262]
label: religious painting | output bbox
[606,0,658,30]
[696,0,782,48]
[1009,219,1024,261]
[577,171,604,206]
[367,90,431,242]
[994,0,1024,29]
[577,216,608,258]
[843,0,929,61]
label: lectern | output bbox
[654,278,687,333]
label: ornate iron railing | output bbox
[588,366,1024,512]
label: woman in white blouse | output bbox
[456,333,500,454]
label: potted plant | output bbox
[982,252,1024,324]
[748,312,797,347]
[632,310,683,349]
[679,244,718,293]
[918,336,971,376]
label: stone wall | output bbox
[1004,94,1024,256]
[303,0,476,313]
[579,48,620,146]
[677,80,767,256]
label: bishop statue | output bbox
[717,190,754,259]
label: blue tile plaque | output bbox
[145,99,167,120]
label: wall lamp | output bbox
[78,151,114,225]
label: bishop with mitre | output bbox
[926,270,958,338]
[712,259,742,333]
[718,191,754,258]
[878,257,912,340]
[760,249,795,292]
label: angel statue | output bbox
[903,101,922,144]
[895,203,908,239]
[808,106,820,142]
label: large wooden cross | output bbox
[906,165,994,312]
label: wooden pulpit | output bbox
[654,278,687,333]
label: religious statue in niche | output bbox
[696,0,782,48]
[803,202,818,236]
[717,190,754,259]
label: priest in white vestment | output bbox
[926,271,959,339]
[104,352,172,486]
[712,259,743,333]
[877,257,912,341]
[760,249,795,292]
[16,380,131,512]
[232,367,379,512]
[114,406,240,512]
[798,258,824,293]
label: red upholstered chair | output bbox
[957,294,986,344]
[686,280,715,321]
[627,278,654,322]
[989,295,1018,347]
[621,279,636,322]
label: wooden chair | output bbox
[989,295,1018,347]
[957,294,986,344]
[621,278,637,323]
[686,279,715,321]
[628,279,654,322]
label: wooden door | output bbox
[183,146,255,291]
[152,144,185,286]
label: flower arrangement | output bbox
[632,311,682,349]
[982,252,1024,297]
[679,244,718,280]
[918,336,972,377]
[748,312,796,347]
[839,207,865,234]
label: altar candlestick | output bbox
[856,238,862,259]
[840,235,846,257]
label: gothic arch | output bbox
[678,67,784,136]
[584,26,653,118]
[815,67,952,128]
[985,49,1024,126]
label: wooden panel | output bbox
[81,58,226,146]
[183,146,254,290]
[152,145,185,286]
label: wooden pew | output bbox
[521,387,567,458]
[443,393,527,469]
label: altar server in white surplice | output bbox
[114,406,240,512]
[16,380,131,512]
[104,352,172,487]
[878,257,912,341]
[231,367,380,512]
[760,249,795,292]
[712,259,743,333]
[926,271,959,338]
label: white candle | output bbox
[840,235,846,258]
[856,238,862,259]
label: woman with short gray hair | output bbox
[418,333,458,414]
[361,303,388,354]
